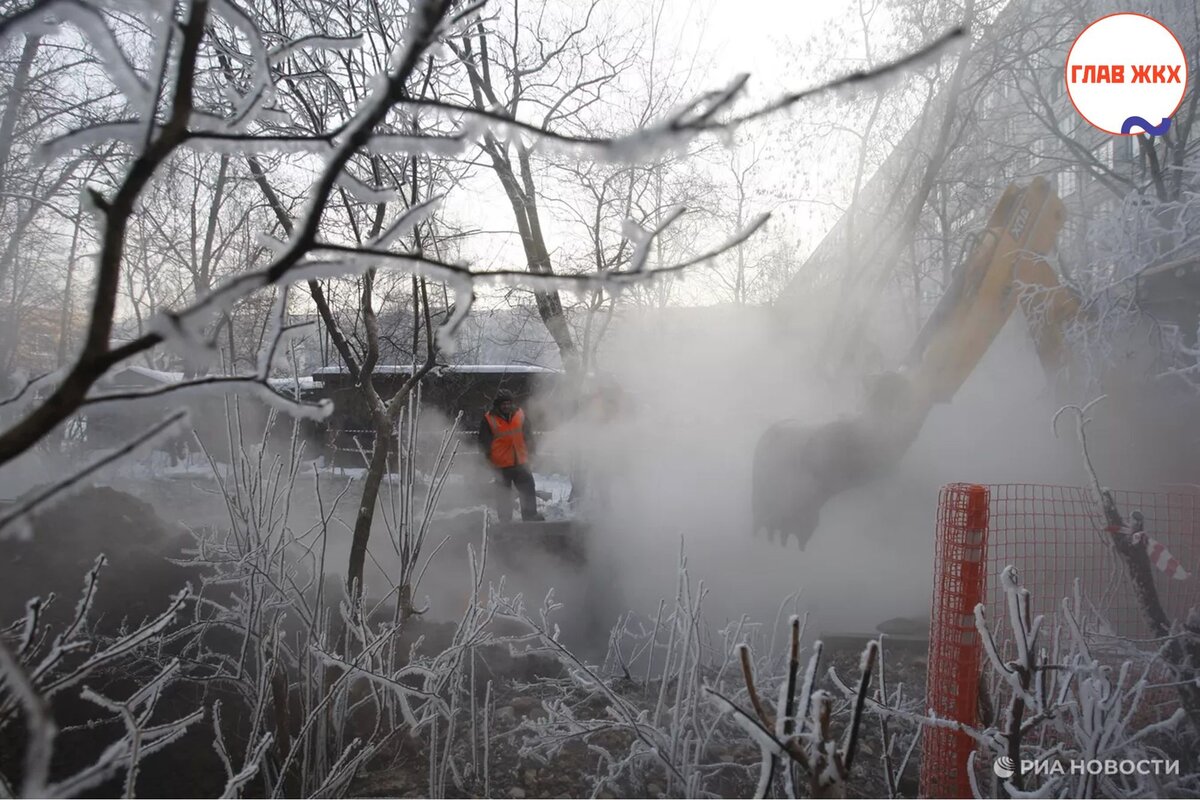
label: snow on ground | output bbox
[535,472,573,519]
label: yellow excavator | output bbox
[753,177,1080,548]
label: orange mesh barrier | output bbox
[922,483,990,799]
[921,483,1200,797]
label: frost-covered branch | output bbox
[437,25,966,161]
[850,566,1195,798]
[0,556,202,797]
[710,616,878,798]
[0,0,969,481]
[1054,398,1200,738]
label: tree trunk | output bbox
[1101,492,1200,737]
[0,35,40,202]
[56,209,85,367]
[345,419,392,601]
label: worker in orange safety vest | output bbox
[478,390,544,522]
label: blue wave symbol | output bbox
[1121,116,1172,136]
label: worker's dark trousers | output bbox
[494,464,538,521]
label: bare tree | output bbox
[0,24,124,377]
[447,1,648,371]
[0,0,963,609]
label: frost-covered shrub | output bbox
[483,554,919,799]
[0,556,204,797]
[830,565,1200,799]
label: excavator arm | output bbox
[753,178,1075,548]
[908,177,1073,406]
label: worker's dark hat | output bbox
[493,389,515,405]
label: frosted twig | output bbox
[1051,396,1109,514]
[421,27,965,158]
[0,637,55,797]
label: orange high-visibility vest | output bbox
[485,409,528,468]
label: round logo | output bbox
[993,756,1016,779]
[1065,13,1188,136]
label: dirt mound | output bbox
[1,485,193,629]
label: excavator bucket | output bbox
[752,418,859,549]
[752,373,922,548]
[753,179,1068,547]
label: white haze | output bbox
[58,289,1185,650]
[543,294,1090,638]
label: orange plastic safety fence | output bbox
[980,484,1200,641]
[921,483,1200,798]
[922,483,990,799]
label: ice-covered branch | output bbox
[0,0,968,479]
[0,636,55,797]
[715,620,878,798]
[1051,397,1110,519]
[1053,398,1200,736]
[0,0,210,468]
[412,27,966,163]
